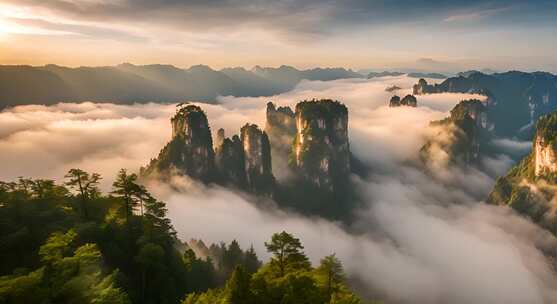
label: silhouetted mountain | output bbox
[220,67,285,96]
[367,71,405,78]
[0,64,364,109]
[413,71,557,138]
[301,67,362,81]
[407,72,447,79]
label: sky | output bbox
[0,0,556,72]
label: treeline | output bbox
[0,169,371,303]
[184,232,367,304]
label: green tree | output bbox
[29,179,55,199]
[183,249,216,292]
[111,169,140,225]
[143,195,174,239]
[16,177,33,197]
[1,229,130,304]
[222,265,252,304]
[276,272,324,304]
[265,231,310,277]
[222,240,243,276]
[135,242,165,303]
[243,245,261,274]
[315,254,346,302]
[38,229,77,265]
[65,169,102,218]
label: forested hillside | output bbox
[0,169,368,304]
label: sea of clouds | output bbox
[0,75,554,303]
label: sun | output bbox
[0,18,18,39]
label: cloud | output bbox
[3,0,556,42]
[443,6,514,23]
[1,75,556,303]
[147,164,557,304]
[8,17,148,42]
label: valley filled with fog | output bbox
[1,75,555,303]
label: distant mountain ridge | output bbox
[0,63,361,109]
[366,71,447,79]
[413,71,557,138]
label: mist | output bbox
[2,75,556,303]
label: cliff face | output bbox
[413,72,557,139]
[240,124,275,193]
[487,111,557,236]
[215,129,247,188]
[142,104,275,194]
[420,99,491,166]
[534,136,557,176]
[389,95,417,107]
[533,114,557,176]
[400,94,417,107]
[389,95,401,107]
[265,102,296,152]
[141,101,362,219]
[142,104,216,182]
[265,102,296,179]
[292,99,350,191]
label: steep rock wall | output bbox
[292,99,350,191]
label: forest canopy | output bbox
[0,169,369,304]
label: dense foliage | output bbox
[183,231,367,304]
[0,170,366,303]
[0,170,218,303]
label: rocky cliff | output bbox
[389,94,417,107]
[291,99,350,192]
[534,137,557,176]
[533,114,557,176]
[265,102,296,152]
[413,71,557,138]
[420,99,491,166]
[487,111,557,236]
[141,104,216,182]
[240,124,275,194]
[389,95,401,107]
[143,101,361,219]
[214,129,247,188]
[265,102,296,179]
[142,104,274,194]
[400,94,417,107]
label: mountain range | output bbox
[0,64,362,109]
[414,71,557,138]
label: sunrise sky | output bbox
[1,0,556,71]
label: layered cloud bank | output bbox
[1,75,556,303]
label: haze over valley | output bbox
[2,1,557,304]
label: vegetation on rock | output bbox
[487,110,557,236]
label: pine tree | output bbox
[316,254,346,302]
[111,169,140,225]
[265,231,310,277]
[223,265,252,304]
[65,168,102,218]
[223,240,243,276]
[243,245,261,274]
